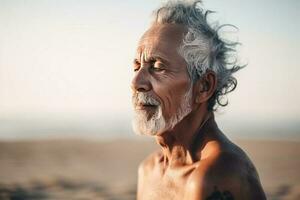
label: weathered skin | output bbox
[131,24,266,200]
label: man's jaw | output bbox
[132,86,193,136]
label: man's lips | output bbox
[135,104,158,110]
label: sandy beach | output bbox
[0,138,299,200]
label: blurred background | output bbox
[0,0,299,199]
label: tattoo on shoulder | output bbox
[206,186,234,200]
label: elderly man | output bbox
[131,1,266,200]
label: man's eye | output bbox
[152,67,164,71]
[151,63,165,72]
[133,60,141,72]
[133,63,140,72]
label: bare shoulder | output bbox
[187,140,266,200]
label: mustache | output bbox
[132,92,160,106]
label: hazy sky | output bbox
[0,0,299,123]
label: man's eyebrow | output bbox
[134,49,170,64]
[143,54,171,65]
[146,55,168,62]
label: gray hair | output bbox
[153,0,244,111]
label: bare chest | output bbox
[141,176,186,200]
[139,164,196,200]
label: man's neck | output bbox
[155,108,216,168]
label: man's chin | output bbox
[132,120,158,136]
[131,116,168,136]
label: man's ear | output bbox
[194,70,217,104]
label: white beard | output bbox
[132,85,193,136]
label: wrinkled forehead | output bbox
[136,24,187,60]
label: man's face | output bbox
[131,24,193,136]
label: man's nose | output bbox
[131,68,152,92]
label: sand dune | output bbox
[0,138,299,200]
